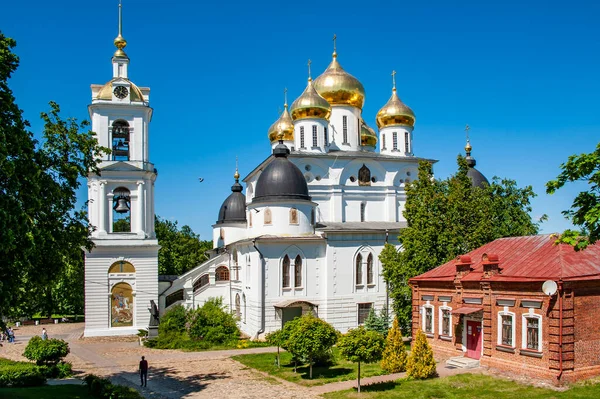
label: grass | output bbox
[232,347,387,386]
[0,385,93,399]
[322,373,600,399]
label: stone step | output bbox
[446,356,480,369]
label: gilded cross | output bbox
[333,34,337,52]
[465,124,470,142]
[308,59,312,79]
[391,70,397,89]
[284,87,288,106]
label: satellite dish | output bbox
[542,280,558,296]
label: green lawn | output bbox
[323,373,600,399]
[0,385,93,399]
[232,347,387,386]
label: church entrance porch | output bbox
[281,307,302,326]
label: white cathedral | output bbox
[84,5,486,338]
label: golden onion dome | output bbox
[360,121,378,148]
[96,79,145,102]
[290,78,332,121]
[376,87,415,129]
[268,105,294,143]
[313,52,366,109]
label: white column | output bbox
[137,181,145,234]
[99,182,107,234]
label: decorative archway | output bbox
[108,260,135,274]
[111,282,134,327]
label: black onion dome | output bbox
[253,142,311,203]
[466,156,489,188]
[216,180,247,224]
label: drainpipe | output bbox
[253,239,266,338]
[228,249,232,314]
[557,280,564,381]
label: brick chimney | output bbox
[482,253,500,278]
[455,255,472,278]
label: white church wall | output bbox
[328,106,362,150]
[248,202,315,237]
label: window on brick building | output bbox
[358,303,372,325]
[498,312,515,347]
[424,305,434,334]
[440,308,452,336]
[522,314,542,351]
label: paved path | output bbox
[3,323,482,398]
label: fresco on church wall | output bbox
[111,282,134,327]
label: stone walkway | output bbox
[1,323,481,398]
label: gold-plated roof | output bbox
[313,53,366,109]
[96,79,145,102]
[290,78,332,121]
[360,121,378,147]
[465,140,472,154]
[376,88,415,128]
[268,105,294,143]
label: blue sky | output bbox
[2,0,598,241]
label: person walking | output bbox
[139,356,148,387]
[41,328,48,340]
[7,327,15,344]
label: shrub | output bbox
[381,317,408,373]
[23,336,70,365]
[406,329,437,379]
[84,374,144,399]
[364,307,391,337]
[337,326,385,393]
[56,361,73,378]
[285,314,338,379]
[158,304,187,335]
[187,297,239,345]
[0,358,46,387]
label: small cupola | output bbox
[216,168,247,224]
[455,255,472,278]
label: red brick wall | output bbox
[411,279,600,384]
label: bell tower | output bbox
[84,2,159,337]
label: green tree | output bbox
[337,326,385,393]
[364,306,390,337]
[285,314,338,379]
[0,33,108,326]
[155,216,212,275]
[381,158,539,332]
[381,317,408,373]
[406,330,437,379]
[187,297,239,344]
[546,142,600,250]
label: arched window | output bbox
[112,187,131,233]
[366,253,374,285]
[111,282,134,327]
[235,293,241,319]
[193,274,209,292]
[111,120,130,161]
[108,260,135,274]
[282,255,290,288]
[356,254,363,285]
[215,266,229,281]
[358,164,371,186]
[165,289,184,308]
[289,208,298,224]
[264,208,272,225]
[294,255,302,288]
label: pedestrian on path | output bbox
[7,327,15,344]
[139,356,148,387]
[41,328,48,340]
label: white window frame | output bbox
[392,132,398,150]
[342,116,348,144]
[300,126,305,148]
[422,303,434,334]
[404,132,410,153]
[521,310,542,352]
[312,125,318,147]
[439,305,452,337]
[497,308,516,347]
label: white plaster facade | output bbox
[84,30,159,337]
[160,52,431,338]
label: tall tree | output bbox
[381,157,539,332]
[0,33,107,324]
[155,216,212,275]
[546,142,600,250]
[337,326,385,393]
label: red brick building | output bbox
[409,234,600,384]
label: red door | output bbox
[466,320,482,359]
